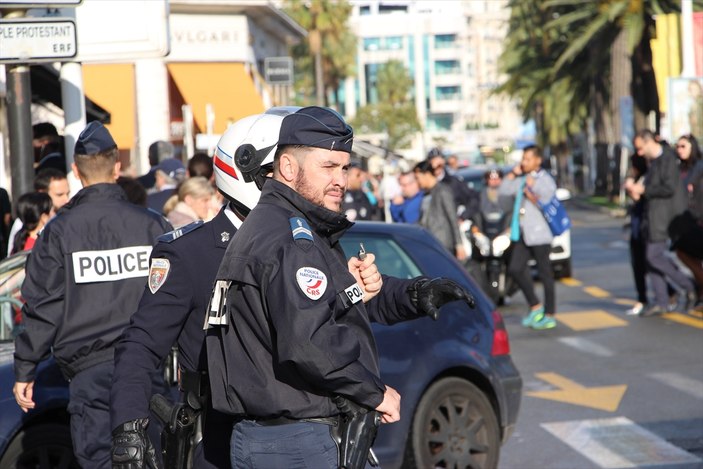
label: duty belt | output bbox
[249,416,338,427]
[179,368,209,397]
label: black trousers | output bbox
[630,235,648,304]
[508,238,555,315]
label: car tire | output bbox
[0,423,79,469]
[553,258,572,279]
[404,377,500,469]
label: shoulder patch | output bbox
[296,267,327,300]
[157,220,205,243]
[148,258,171,293]
[289,217,313,242]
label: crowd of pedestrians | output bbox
[624,130,703,315]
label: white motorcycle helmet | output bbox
[214,106,300,215]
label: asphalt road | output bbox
[497,202,703,469]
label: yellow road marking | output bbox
[662,313,703,329]
[560,277,582,287]
[526,372,627,412]
[614,298,637,306]
[583,286,611,298]
[555,310,628,331]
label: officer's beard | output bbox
[294,167,344,213]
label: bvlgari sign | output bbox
[168,14,249,62]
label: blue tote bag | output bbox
[537,196,571,236]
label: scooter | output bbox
[467,209,516,305]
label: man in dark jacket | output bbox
[628,129,696,315]
[206,106,474,467]
[13,122,172,468]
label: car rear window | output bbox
[340,234,422,280]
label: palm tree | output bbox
[352,60,421,150]
[285,0,356,107]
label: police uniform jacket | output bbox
[207,179,422,419]
[14,183,172,382]
[111,206,236,426]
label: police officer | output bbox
[109,109,298,469]
[206,106,475,468]
[13,121,172,468]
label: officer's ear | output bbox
[278,151,298,183]
[112,161,122,180]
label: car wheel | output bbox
[0,423,79,469]
[553,259,572,279]
[404,377,500,469]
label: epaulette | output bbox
[289,217,313,242]
[157,220,205,243]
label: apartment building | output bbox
[344,0,521,160]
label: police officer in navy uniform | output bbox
[109,109,301,469]
[206,106,475,468]
[13,121,172,469]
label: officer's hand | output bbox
[408,277,476,320]
[375,385,401,424]
[13,381,36,412]
[112,419,160,469]
[347,253,383,303]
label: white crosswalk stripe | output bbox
[542,417,701,468]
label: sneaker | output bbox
[641,305,665,317]
[626,302,646,316]
[531,315,557,329]
[521,307,544,327]
[684,291,698,312]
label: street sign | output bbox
[0,18,77,63]
[264,56,293,85]
[0,0,82,6]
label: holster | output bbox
[329,396,381,469]
[150,394,199,469]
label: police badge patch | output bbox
[148,258,170,294]
[295,267,327,300]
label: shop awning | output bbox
[167,62,265,134]
[30,64,111,123]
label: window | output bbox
[385,36,403,50]
[435,85,461,100]
[434,34,456,49]
[434,60,460,75]
[426,114,453,131]
[340,235,422,280]
[363,37,381,51]
[359,5,371,15]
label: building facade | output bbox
[343,0,522,161]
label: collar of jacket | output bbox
[58,182,126,214]
[262,179,353,243]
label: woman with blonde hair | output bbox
[164,176,215,228]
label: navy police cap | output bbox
[74,121,117,156]
[278,106,353,153]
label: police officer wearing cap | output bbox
[13,121,172,468]
[206,106,476,468]
[110,109,298,469]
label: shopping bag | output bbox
[537,196,571,236]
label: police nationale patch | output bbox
[148,258,170,294]
[295,267,327,300]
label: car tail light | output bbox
[491,310,511,356]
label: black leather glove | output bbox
[408,277,476,320]
[111,418,160,469]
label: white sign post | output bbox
[0,18,77,63]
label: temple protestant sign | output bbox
[0,18,77,63]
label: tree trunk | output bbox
[631,16,660,133]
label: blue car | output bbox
[0,222,521,468]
